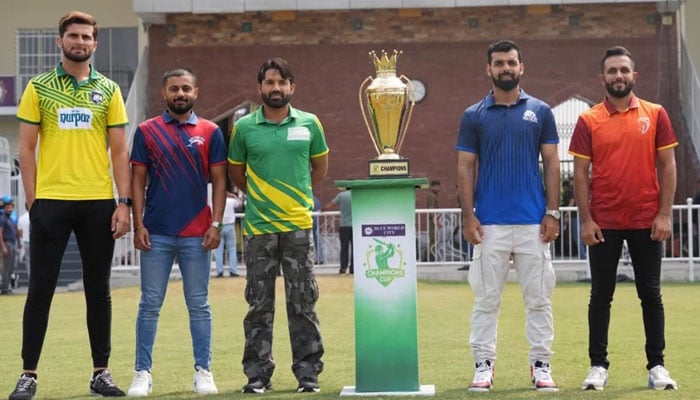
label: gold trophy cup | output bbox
[359,49,415,178]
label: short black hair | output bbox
[487,40,522,64]
[600,46,635,72]
[161,68,196,87]
[257,58,294,84]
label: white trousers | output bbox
[468,225,556,364]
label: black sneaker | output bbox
[241,377,272,394]
[90,369,125,397]
[297,377,320,393]
[9,375,37,400]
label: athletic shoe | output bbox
[530,361,559,392]
[297,377,320,393]
[581,366,608,391]
[241,377,271,394]
[127,370,152,397]
[647,365,677,390]
[193,367,218,394]
[90,369,125,397]
[468,360,494,392]
[9,374,37,400]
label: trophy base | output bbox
[369,159,410,178]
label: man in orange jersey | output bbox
[569,46,678,392]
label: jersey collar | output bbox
[603,93,639,114]
[254,104,299,125]
[162,110,198,125]
[56,63,100,81]
[485,88,530,108]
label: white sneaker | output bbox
[581,366,608,390]
[531,361,559,392]
[648,365,677,390]
[193,367,218,394]
[468,360,494,392]
[127,370,152,397]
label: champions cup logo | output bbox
[360,49,415,178]
[364,238,405,287]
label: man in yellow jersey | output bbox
[229,58,328,394]
[11,11,130,400]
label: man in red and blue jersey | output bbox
[128,68,227,396]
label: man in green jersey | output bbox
[11,11,130,400]
[229,57,329,394]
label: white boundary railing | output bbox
[111,202,700,281]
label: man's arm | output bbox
[229,163,247,194]
[18,122,39,210]
[651,147,677,241]
[540,143,560,242]
[457,151,482,244]
[310,154,328,188]
[573,156,603,245]
[109,126,131,238]
[131,164,149,250]
[202,163,226,250]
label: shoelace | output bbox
[16,378,35,391]
[474,364,492,381]
[96,372,116,386]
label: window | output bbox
[15,27,138,103]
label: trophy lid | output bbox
[370,49,402,74]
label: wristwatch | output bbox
[212,221,223,231]
[545,209,561,220]
[118,197,133,207]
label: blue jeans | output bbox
[215,224,237,274]
[135,235,213,371]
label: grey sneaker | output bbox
[648,365,677,390]
[242,377,272,394]
[581,366,608,391]
[297,377,320,393]
[90,369,125,397]
[9,375,37,400]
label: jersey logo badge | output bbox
[638,117,650,134]
[287,126,311,141]
[90,90,104,105]
[188,136,206,147]
[522,110,538,124]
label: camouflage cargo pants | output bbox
[242,230,325,381]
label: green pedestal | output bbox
[336,178,435,397]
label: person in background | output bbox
[426,180,441,253]
[128,67,226,396]
[11,10,130,399]
[215,190,242,277]
[229,57,328,394]
[0,196,19,295]
[570,45,678,391]
[457,39,560,392]
[323,190,352,274]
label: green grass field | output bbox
[0,276,697,399]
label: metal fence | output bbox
[111,201,700,281]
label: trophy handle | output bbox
[396,74,416,152]
[358,76,381,156]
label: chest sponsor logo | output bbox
[522,109,538,124]
[188,135,206,147]
[287,126,311,141]
[58,108,93,129]
[638,117,650,134]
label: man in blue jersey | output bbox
[456,40,561,393]
[229,57,328,394]
[128,68,226,396]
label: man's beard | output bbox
[62,45,93,62]
[262,92,291,109]
[492,73,520,92]
[167,98,194,115]
[605,81,634,98]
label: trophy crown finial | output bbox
[369,49,402,73]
